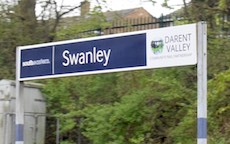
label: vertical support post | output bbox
[16,47,24,144]
[56,118,60,144]
[77,118,81,144]
[3,113,7,144]
[197,22,207,144]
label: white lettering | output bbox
[86,51,93,64]
[62,47,111,67]
[96,50,104,62]
[103,49,111,66]
[78,52,85,64]
[62,50,70,66]
[69,52,78,65]
[22,59,51,67]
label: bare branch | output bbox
[58,4,81,18]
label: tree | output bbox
[42,67,198,144]
[208,70,230,143]
[0,0,98,79]
[0,0,229,143]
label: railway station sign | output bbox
[18,23,197,81]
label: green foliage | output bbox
[60,141,75,144]
[208,36,230,78]
[81,90,150,144]
[56,9,110,40]
[218,0,229,11]
[170,70,230,144]
[170,107,196,143]
[0,1,49,79]
[43,67,197,143]
[208,70,230,143]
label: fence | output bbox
[75,15,180,38]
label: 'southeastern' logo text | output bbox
[22,59,50,67]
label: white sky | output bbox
[36,0,190,18]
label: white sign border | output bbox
[17,23,197,81]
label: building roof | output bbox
[104,7,155,21]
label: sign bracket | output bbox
[15,22,206,144]
[197,21,207,144]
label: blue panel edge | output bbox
[197,118,207,138]
[16,124,24,141]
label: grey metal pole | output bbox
[3,113,7,144]
[77,118,81,144]
[56,118,60,144]
[16,47,24,144]
[197,21,207,144]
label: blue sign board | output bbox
[20,46,53,78]
[19,34,147,80]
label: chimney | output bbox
[81,0,90,16]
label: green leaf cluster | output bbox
[43,67,197,143]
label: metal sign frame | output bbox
[17,24,197,81]
[197,22,207,144]
[15,22,207,144]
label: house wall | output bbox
[103,7,159,35]
[124,7,153,19]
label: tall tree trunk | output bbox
[18,0,37,42]
[182,0,191,21]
